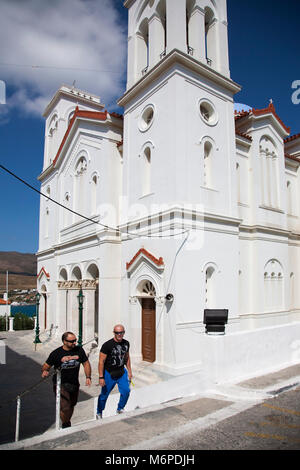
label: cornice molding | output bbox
[118,49,241,107]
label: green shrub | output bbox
[0,316,7,331]
[13,313,34,330]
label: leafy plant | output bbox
[12,313,34,330]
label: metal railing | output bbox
[1,336,97,443]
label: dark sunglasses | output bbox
[114,331,125,335]
[65,339,77,343]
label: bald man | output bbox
[96,324,132,418]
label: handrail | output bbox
[0,337,97,442]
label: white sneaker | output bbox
[96,412,103,419]
[116,409,124,415]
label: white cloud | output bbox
[0,0,127,117]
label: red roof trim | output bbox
[235,130,252,141]
[110,112,123,120]
[37,267,50,279]
[284,133,300,144]
[235,103,290,134]
[52,107,108,166]
[126,248,164,271]
[285,152,300,163]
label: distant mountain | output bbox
[0,252,37,291]
[0,251,36,276]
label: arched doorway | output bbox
[86,263,99,341]
[139,280,156,362]
[41,284,47,330]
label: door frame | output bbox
[141,297,156,363]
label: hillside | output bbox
[0,251,37,291]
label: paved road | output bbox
[1,330,300,452]
[135,385,300,450]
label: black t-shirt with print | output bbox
[46,346,88,385]
[101,338,130,374]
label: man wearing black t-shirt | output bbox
[41,331,92,428]
[96,324,132,418]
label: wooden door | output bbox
[142,298,156,362]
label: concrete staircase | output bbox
[9,331,209,431]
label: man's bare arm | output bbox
[41,362,51,378]
[98,352,107,386]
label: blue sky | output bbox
[0,0,299,255]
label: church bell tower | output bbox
[119,0,241,225]
[118,0,241,371]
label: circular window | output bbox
[139,105,155,132]
[199,99,218,126]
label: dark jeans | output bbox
[53,384,79,424]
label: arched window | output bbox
[204,7,215,66]
[63,193,71,227]
[59,268,68,281]
[205,266,215,308]
[203,140,213,187]
[45,207,50,238]
[141,146,152,196]
[156,0,166,56]
[48,114,58,137]
[91,174,98,215]
[260,136,279,209]
[48,113,59,164]
[186,0,196,54]
[86,263,99,280]
[264,259,284,312]
[74,155,88,222]
[287,180,292,215]
[138,280,156,297]
[71,266,82,281]
[137,18,149,76]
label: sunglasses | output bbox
[114,331,125,335]
[65,339,77,343]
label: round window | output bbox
[199,100,218,126]
[139,105,155,132]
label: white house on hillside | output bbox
[37,0,300,382]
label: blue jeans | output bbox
[97,369,130,413]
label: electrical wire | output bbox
[0,163,190,239]
[0,62,120,74]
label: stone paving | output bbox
[1,330,300,450]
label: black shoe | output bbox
[62,421,71,428]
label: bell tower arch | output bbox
[125,0,230,90]
[120,0,240,219]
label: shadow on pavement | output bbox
[0,346,92,445]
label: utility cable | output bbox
[0,163,190,239]
[0,62,120,74]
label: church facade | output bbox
[37,0,300,382]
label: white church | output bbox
[37,0,300,383]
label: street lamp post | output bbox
[34,292,42,348]
[77,287,84,347]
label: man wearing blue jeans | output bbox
[96,324,132,418]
